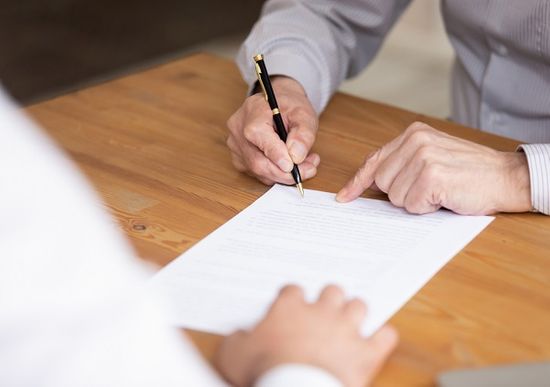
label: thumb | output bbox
[286,114,318,164]
[361,326,399,380]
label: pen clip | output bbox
[254,62,269,102]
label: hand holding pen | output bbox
[226,56,320,191]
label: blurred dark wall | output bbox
[0,0,264,104]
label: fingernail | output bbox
[289,142,306,163]
[277,158,293,172]
[335,189,347,202]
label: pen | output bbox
[253,54,304,197]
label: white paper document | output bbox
[150,185,494,336]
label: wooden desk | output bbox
[26,54,550,386]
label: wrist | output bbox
[496,152,532,212]
[271,76,307,97]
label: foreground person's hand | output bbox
[336,122,531,215]
[215,285,398,387]
[226,76,320,185]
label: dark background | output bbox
[0,0,264,104]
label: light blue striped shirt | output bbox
[237,0,550,214]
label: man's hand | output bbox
[226,76,320,185]
[336,122,532,215]
[214,285,398,387]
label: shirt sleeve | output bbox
[518,144,550,215]
[236,0,412,113]
[0,88,227,387]
[255,364,342,387]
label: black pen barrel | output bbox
[291,165,302,184]
[255,59,279,110]
[272,112,288,141]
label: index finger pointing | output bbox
[335,127,413,203]
[336,149,382,202]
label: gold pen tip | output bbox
[253,54,264,62]
[297,183,304,198]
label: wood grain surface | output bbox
[26,53,550,386]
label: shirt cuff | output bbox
[237,49,326,114]
[254,364,342,387]
[517,144,550,215]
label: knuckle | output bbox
[355,165,373,188]
[365,149,381,165]
[249,158,265,176]
[415,145,436,162]
[291,103,316,118]
[407,121,427,133]
[263,142,282,161]
[279,284,302,300]
[292,106,307,117]
[356,159,373,181]
[408,128,432,146]
[422,163,443,182]
[242,125,258,141]
[354,168,368,186]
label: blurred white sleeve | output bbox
[0,89,226,387]
[255,365,342,387]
